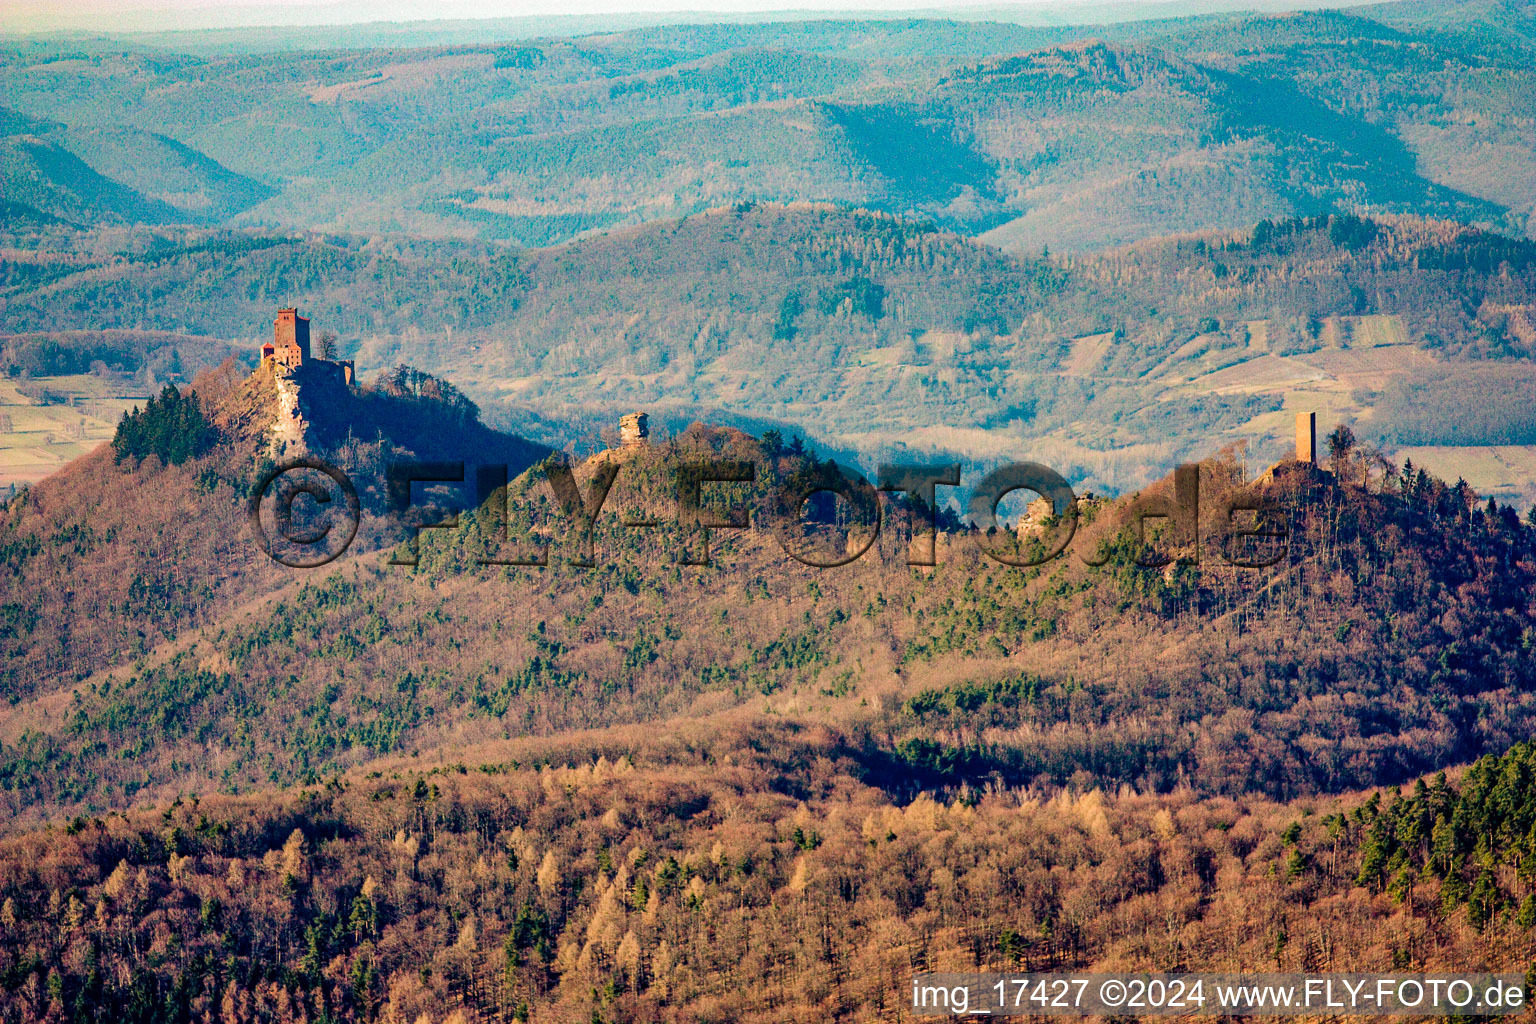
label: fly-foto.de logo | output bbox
[248,455,1290,571]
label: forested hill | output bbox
[4,4,1536,1019]
[10,206,1533,361]
[2,411,1536,1019]
[0,359,547,713]
[5,374,1536,824]
[3,731,1536,1024]
[6,205,1536,491]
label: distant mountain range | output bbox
[2,0,1535,499]
[3,3,1533,248]
[0,0,1400,37]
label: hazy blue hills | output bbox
[55,125,277,221]
[3,5,1533,249]
[1,133,181,226]
[0,105,274,225]
[1369,0,1536,52]
[4,2,1536,496]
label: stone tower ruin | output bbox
[620,412,649,447]
[1295,411,1316,463]
[262,309,310,370]
[259,307,354,385]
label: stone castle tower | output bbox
[1295,411,1316,463]
[1254,410,1323,485]
[260,307,354,385]
[262,309,310,370]
[259,307,358,456]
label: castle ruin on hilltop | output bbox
[259,307,355,455]
[620,412,649,447]
[261,308,354,386]
[1254,411,1322,485]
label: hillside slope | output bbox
[0,107,274,225]
[2,382,1536,1020]
[0,361,546,710]
[1,727,1534,1023]
[5,375,1536,821]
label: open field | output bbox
[1389,444,1536,508]
[0,374,150,488]
[1062,331,1114,375]
[1162,315,1491,474]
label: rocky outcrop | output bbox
[264,362,353,458]
[269,372,308,455]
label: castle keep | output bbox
[260,307,354,386]
[1296,411,1316,464]
[262,308,309,370]
[258,307,357,455]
